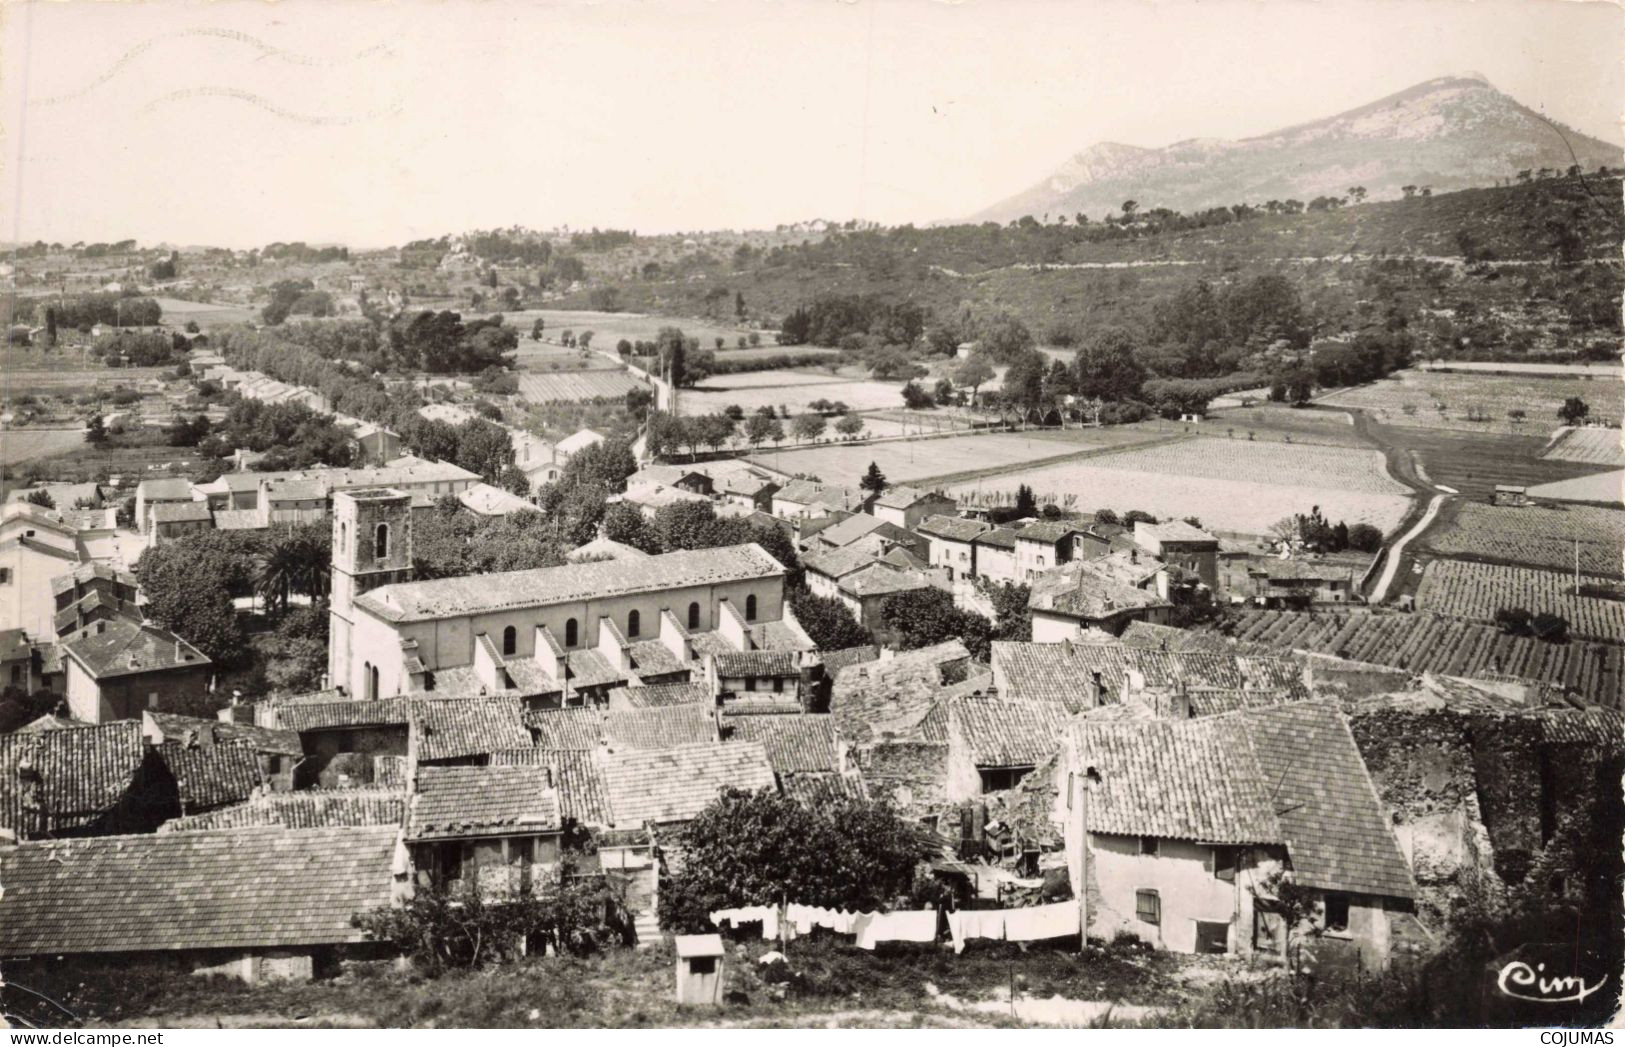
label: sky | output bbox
[3,0,1620,248]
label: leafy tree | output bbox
[134,543,245,665]
[900,380,933,409]
[22,489,54,509]
[834,413,865,440]
[1531,612,1570,643]
[791,412,826,443]
[787,586,872,650]
[497,463,532,497]
[1074,327,1147,402]
[653,500,723,552]
[1346,523,1384,553]
[1559,397,1590,426]
[1494,607,1533,636]
[743,413,776,449]
[987,581,1032,642]
[659,789,927,932]
[859,461,887,496]
[601,501,662,553]
[1014,484,1037,518]
[954,353,996,408]
[876,587,994,660]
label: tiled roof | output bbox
[493,747,613,826]
[917,514,989,542]
[873,485,946,510]
[412,696,530,761]
[1256,559,1356,583]
[776,480,866,510]
[0,722,147,837]
[50,561,136,596]
[1244,702,1415,899]
[62,619,210,679]
[781,771,867,805]
[603,742,775,825]
[603,705,718,751]
[525,706,605,749]
[136,478,194,500]
[151,501,213,524]
[609,681,710,708]
[152,740,263,811]
[815,513,902,549]
[803,534,891,580]
[973,527,1018,550]
[1014,520,1081,543]
[161,790,405,832]
[408,764,560,840]
[840,563,938,598]
[993,640,1126,711]
[212,509,266,531]
[832,640,971,745]
[563,649,629,690]
[720,696,805,716]
[625,640,688,677]
[358,544,784,622]
[950,698,1072,768]
[1120,621,1233,653]
[1067,716,1282,844]
[725,714,838,772]
[566,536,651,563]
[714,649,799,678]
[1138,520,1217,545]
[146,711,302,757]
[818,645,880,675]
[275,698,410,732]
[1029,559,1169,619]
[0,826,402,954]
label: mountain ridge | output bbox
[967,76,1623,224]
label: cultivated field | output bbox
[490,309,766,353]
[1371,424,1615,502]
[0,428,87,467]
[1425,502,1625,578]
[678,374,910,415]
[1542,427,1624,467]
[512,343,623,371]
[1226,610,1622,708]
[1415,560,1625,644]
[1080,437,1406,494]
[1319,370,1620,434]
[516,370,648,403]
[750,428,1158,486]
[1202,404,1370,447]
[149,297,260,329]
[946,438,1415,535]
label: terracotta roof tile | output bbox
[161,790,405,832]
[0,826,402,954]
[950,698,1071,768]
[603,742,774,825]
[152,740,263,811]
[725,715,838,772]
[603,705,718,751]
[412,696,530,761]
[0,722,147,837]
[408,764,560,840]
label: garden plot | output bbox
[1542,427,1624,467]
[750,429,1154,486]
[1416,560,1625,644]
[947,437,1413,534]
[517,370,648,403]
[678,374,910,415]
[1425,502,1625,578]
[1319,370,1619,434]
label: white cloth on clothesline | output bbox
[946,908,1007,955]
[855,909,937,950]
[1003,901,1079,943]
[710,905,779,940]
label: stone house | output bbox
[971,528,1019,585]
[0,502,83,638]
[917,514,992,582]
[1133,520,1220,591]
[51,562,141,638]
[0,825,407,983]
[870,486,957,532]
[1060,702,1418,968]
[406,764,564,895]
[62,618,212,723]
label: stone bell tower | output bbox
[328,487,414,696]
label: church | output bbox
[327,488,811,705]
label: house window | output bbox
[744,676,756,692]
[502,625,517,656]
[375,522,390,560]
[1136,889,1161,926]
[687,602,701,630]
[370,664,381,701]
[0,568,10,584]
[773,677,784,694]
[339,521,348,552]
[1139,835,1159,856]
[1323,893,1350,933]
[8,665,20,685]
[565,618,578,648]
[627,609,640,637]
[1213,846,1237,882]
[147,692,158,708]
[362,661,372,700]
[745,595,757,622]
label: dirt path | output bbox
[1369,493,1445,604]
[1339,407,1456,603]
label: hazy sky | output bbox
[4,0,1620,248]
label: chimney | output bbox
[1131,549,1139,564]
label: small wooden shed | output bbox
[1492,484,1530,507]
[673,933,725,1006]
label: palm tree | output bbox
[257,527,329,614]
